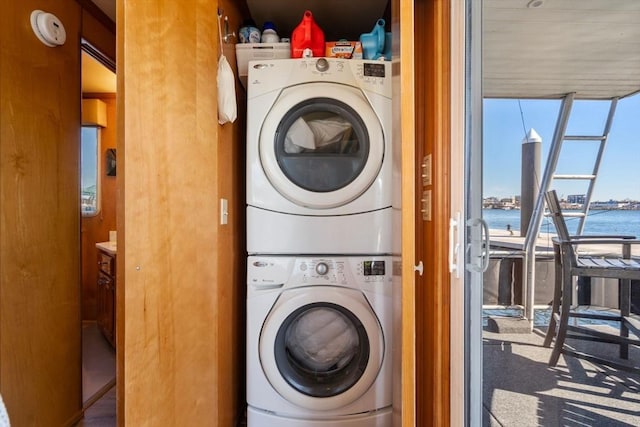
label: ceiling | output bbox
[81,0,116,94]
[483,0,640,99]
[82,51,116,93]
[89,0,640,100]
[91,0,116,22]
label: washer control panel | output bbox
[363,260,386,276]
[298,259,347,284]
[247,256,393,289]
[315,261,329,275]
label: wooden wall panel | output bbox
[81,96,117,320]
[0,0,83,425]
[119,0,245,424]
[398,0,416,426]
[412,0,451,426]
[216,1,247,424]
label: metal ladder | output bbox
[522,92,619,326]
[550,95,619,234]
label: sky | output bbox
[483,93,640,201]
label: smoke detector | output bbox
[31,10,66,47]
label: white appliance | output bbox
[246,58,393,255]
[247,255,393,427]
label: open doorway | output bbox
[479,1,640,425]
[80,45,117,411]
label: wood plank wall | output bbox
[0,1,83,425]
[215,0,248,423]
[118,0,246,424]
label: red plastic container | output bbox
[291,10,325,58]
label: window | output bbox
[81,126,100,216]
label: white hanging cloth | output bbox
[217,15,237,125]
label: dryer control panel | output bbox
[247,58,392,100]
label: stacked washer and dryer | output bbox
[246,57,393,427]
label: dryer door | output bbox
[259,82,384,209]
[259,286,384,411]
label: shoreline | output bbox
[483,206,640,211]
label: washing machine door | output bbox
[259,286,384,411]
[259,82,384,209]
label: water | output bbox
[483,208,640,237]
[484,208,640,326]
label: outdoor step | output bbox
[486,316,531,334]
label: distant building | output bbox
[483,195,521,209]
[567,194,586,204]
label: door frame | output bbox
[400,0,454,425]
[454,0,485,425]
[450,0,467,424]
[400,0,482,425]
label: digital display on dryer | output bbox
[363,63,385,78]
[363,260,385,276]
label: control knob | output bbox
[316,58,329,72]
[315,262,329,275]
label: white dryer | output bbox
[246,58,393,255]
[246,255,393,427]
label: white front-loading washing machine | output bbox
[246,255,393,427]
[246,58,393,255]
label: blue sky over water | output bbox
[483,93,640,201]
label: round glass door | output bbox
[259,287,384,411]
[275,99,369,193]
[274,302,369,398]
[260,83,384,209]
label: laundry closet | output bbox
[117,0,454,426]
[0,0,454,424]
